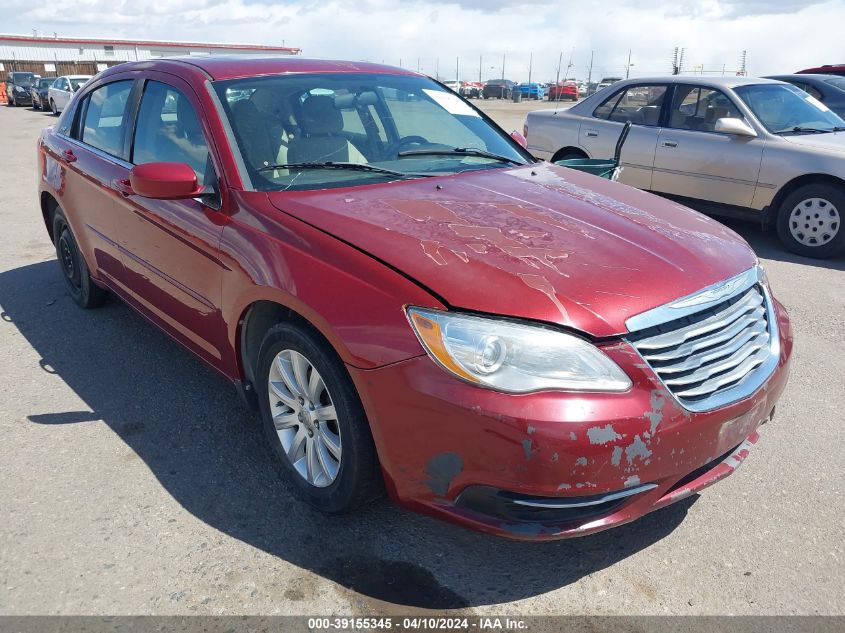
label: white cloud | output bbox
[2,0,843,80]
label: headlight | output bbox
[406,307,632,393]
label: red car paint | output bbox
[37,57,792,540]
[548,81,578,101]
[796,64,845,77]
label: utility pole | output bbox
[436,57,439,80]
[626,49,632,78]
[563,49,573,81]
[479,54,482,83]
[587,50,594,94]
[528,52,533,84]
[555,51,562,86]
[502,52,506,79]
[456,56,459,82]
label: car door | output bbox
[55,78,71,110]
[43,78,137,284]
[113,74,229,369]
[651,84,764,208]
[579,83,668,190]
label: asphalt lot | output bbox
[0,101,843,616]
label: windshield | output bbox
[735,83,845,133]
[823,76,845,92]
[213,72,530,192]
[13,73,36,87]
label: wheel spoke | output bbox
[307,369,325,402]
[269,380,298,408]
[314,404,337,421]
[277,355,303,398]
[291,352,310,397]
[306,437,324,485]
[319,426,342,459]
[287,426,307,461]
[273,411,299,430]
[315,436,338,481]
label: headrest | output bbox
[706,106,731,123]
[333,91,378,109]
[300,95,343,135]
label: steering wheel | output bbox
[385,135,430,158]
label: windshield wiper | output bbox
[396,147,524,165]
[777,126,844,134]
[257,161,429,179]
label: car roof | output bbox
[62,75,92,79]
[611,75,785,89]
[98,55,419,82]
[765,73,841,83]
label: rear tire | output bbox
[52,209,108,309]
[776,183,845,259]
[256,322,383,513]
[50,99,58,116]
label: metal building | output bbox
[1,34,300,78]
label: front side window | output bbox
[668,86,744,132]
[212,72,530,191]
[80,80,133,159]
[133,81,211,186]
[593,85,667,126]
[735,83,845,134]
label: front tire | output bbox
[257,323,382,513]
[776,183,845,258]
[53,210,107,309]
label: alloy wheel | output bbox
[789,197,840,247]
[267,349,342,488]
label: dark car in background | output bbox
[765,73,845,119]
[797,64,845,77]
[4,71,37,107]
[483,78,515,99]
[30,77,54,111]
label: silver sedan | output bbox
[526,76,845,258]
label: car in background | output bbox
[797,64,845,77]
[765,74,845,119]
[442,80,462,94]
[4,71,38,107]
[483,78,515,99]
[525,75,845,258]
[31,77,55,111]
[36,56,792,540]
[461,81,483,98]
[513,82,545,100]
[548,80,578,101]
[48,75,92,115]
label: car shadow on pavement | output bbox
[1,260,695,610]
[720,219,845,271]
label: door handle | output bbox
[585,129,599,138]
[111,178,134,197]
[61,149,77,163]
[661,140,678,148]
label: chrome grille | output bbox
[630,283,776,410]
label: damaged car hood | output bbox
[268,162,756,337]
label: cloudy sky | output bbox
[1,0,842,81]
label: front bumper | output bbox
[349,299,792,540]
[12,91,33,104]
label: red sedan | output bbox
[548,81,578,101]
[37,57,792,539]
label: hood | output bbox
[268,163,756,337]
[782,131,845,154]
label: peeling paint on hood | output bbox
[267,162,756,336]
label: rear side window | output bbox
[593,85,667,126]
[80,80,133,159]
[132,81,212,187]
